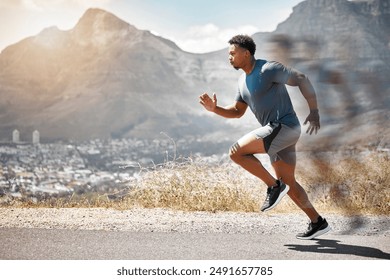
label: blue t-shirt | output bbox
[235,59,300,128]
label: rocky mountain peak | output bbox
[33,26,66,48]
[356,0,390,15]
[275,0,390,65]
[71,8,139,47]
[287,0,389,21]
[303,0,348,8]
[76,8,130,30]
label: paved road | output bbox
[1,228,389,260]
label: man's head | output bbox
[228,35,256,55]
[228,35,256,70]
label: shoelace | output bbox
[305,219,322,232]
[302,223,313,234]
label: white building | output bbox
[12,129,20,143]
[32,130,40,145]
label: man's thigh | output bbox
[231,133,267,155]
[232,124,281,155]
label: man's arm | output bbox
[199,92,247,118]
[286,70,318,110]
[286,70,321,135]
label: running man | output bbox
[199,34,330,240]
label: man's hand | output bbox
[199,92,217,112]
[304,109,320,135]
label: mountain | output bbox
[0,1,389,149]
[250,0,390,149]
[275,0,390,67]
[0,8,237,142]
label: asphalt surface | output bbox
[1,227,389,260]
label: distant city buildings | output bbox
[10,129,40,144]
[12,130,20,143]
[32,130,40,145]
[0,136,226,200]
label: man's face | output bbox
[228,44,248,70]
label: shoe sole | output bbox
[261,185,290,212]
[296,225,331,240]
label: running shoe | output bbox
[296,216,331,240]
[260,179,289,212]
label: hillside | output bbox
[0,8,237,142]
[0,1,388,149]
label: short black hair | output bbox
[228,35,256,55]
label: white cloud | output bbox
[187,23,220,38]
[174,23,259,53]
[68,0,112,8]
[21,0,44,11]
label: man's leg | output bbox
[229,133,276,187]
[272,159,331,239]
[271,159,320,222]
[230,132,290,212]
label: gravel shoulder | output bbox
[0,207,389,236]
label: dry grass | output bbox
[116,150,390,214]
[296,151,390,215]
[118,159,262,212]
[3,151,389,215]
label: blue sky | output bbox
[0,0,302,53]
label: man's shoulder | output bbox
[256,59,268,67]
[260,60,291,78]
[261,60,285,70]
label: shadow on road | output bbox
[285,239,390,260]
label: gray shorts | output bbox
[250,122,301,165]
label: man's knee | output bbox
[229,142,241,163]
